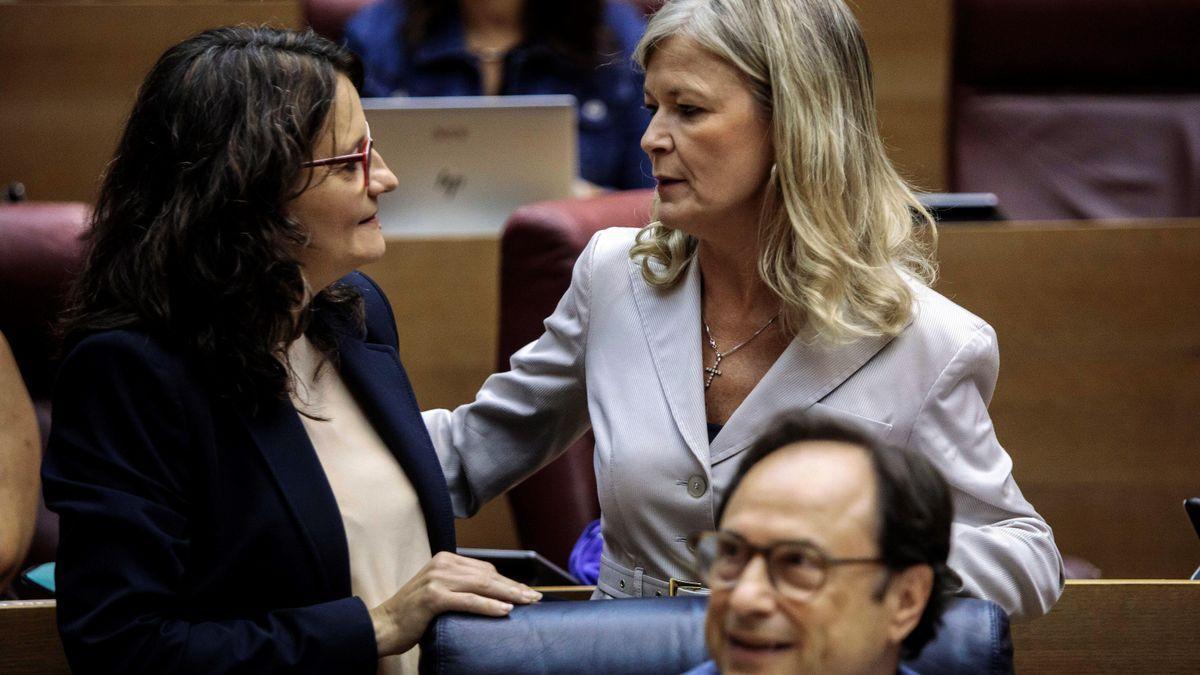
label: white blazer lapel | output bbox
[709,331,898,465]
[627,257,709,465]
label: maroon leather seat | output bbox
[0,201,89,574]
[951,0,1200,219]
[498,190,653,567]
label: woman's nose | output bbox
[640,112,673,157]
[368,148,399,195]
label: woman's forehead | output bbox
[645,37,742,96]
[320,75,367,149]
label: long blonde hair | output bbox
[630,0,936,342]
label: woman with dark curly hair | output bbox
[344,0,654,190]
[43,26,536,675]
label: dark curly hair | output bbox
[719,415,957,661]
[60,26,366,412]
[403,0,615,70]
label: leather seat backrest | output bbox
[423,596,1014,675]
[498,190,654,566]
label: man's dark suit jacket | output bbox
[42,272,455,674]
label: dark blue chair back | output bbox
[422,596,1012,674]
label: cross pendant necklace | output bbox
[703,313,780,389]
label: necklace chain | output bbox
[703,313,779,389]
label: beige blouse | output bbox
[289,336,433,675]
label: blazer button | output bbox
[687,475,707,498]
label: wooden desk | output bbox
[0,600,68,674]
[1013,580,1200,673]
[532,585,597,601]
[7,582,1199,672]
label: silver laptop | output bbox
[362,95,577,236]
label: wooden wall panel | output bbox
[936,221,1200,578]
[0,3,300,203]
[855,0,952,190]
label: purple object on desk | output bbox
[568,519,603,585]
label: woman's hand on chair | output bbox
[369,550,542,656]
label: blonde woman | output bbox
[425,0,1064,619]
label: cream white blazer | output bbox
[425,227,1064,619]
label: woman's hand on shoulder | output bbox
[369,550,542,656]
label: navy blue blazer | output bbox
[42,273,455,674]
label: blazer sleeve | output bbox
[424,233,599,517]
[906,324,1065,620]
[42,335,377,675]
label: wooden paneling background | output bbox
[855,0,952,191]
[937,221,1200,579]
[0,2,300,204]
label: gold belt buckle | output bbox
[668,577,705,597]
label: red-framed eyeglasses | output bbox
[301,123,374,189]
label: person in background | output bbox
[344,0,654,191]
[42,27,535,674]
[0,331,40,594]
[424,0,1063,619]
[684,415,956,674]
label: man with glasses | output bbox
[685,416,958,674]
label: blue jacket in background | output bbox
[344,0,654,190]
